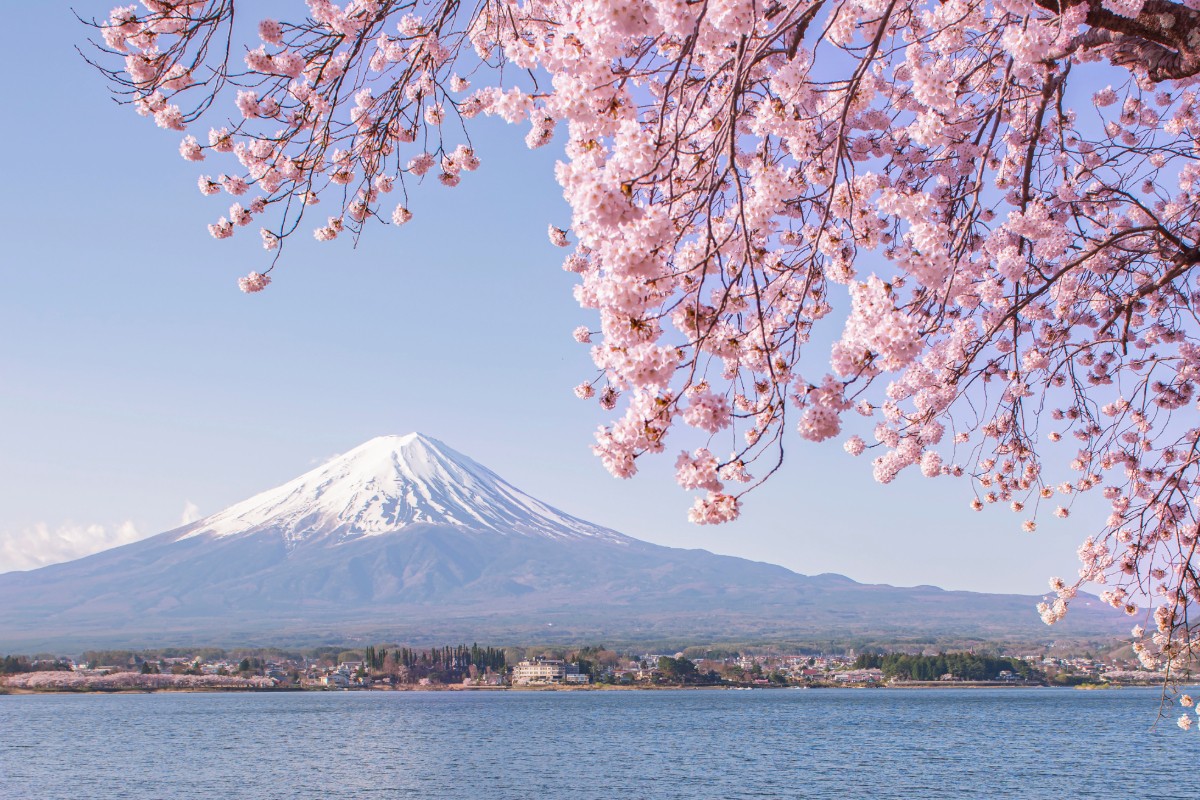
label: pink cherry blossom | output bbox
[688,492,740,525]
[178,135,203,161]
[208,218,232,239]
[258,19,284,45]
[548,226,569,247]
[238,271,271,293]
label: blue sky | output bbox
[0,2,1097,594]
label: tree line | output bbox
[1,655,71,675]
[358,643,507,684]
[853,652,1041,682]
[367,643,506,672]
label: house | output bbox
[832,669,883,684]
[322,673,351,688]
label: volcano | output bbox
[0,434,1126,649]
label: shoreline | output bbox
[6,681,1160,695]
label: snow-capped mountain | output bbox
[0,434,1128,650]
[184,433,627,545]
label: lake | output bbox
[0,688,1192,798]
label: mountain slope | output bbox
[0,434,1127,649]
[187,433,629,544]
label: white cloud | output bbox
[180,500,201,525]
[0,520,146,574]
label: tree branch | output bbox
[1037,0,1200,81]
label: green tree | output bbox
[657,656,699,683]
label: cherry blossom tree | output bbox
[86,0,1200,695]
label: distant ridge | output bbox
[0,433,1128,650]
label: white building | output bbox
[512,659,586,685]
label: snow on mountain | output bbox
[181,433,628,545]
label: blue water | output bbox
[0,688,1192,798]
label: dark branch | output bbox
[1037,0,1200,81]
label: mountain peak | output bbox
[332,432,456,477]
[358,431,436,449]
[181,433,627,545]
